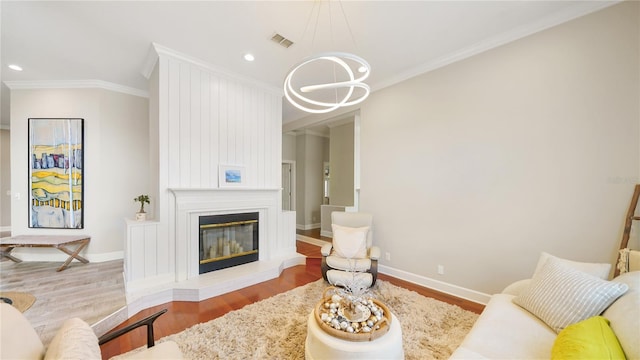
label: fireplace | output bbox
[199,212,259,274]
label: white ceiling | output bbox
[1,1,617,128]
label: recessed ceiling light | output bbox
[8,64,23,71]
[244,53,255,62]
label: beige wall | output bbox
[0,129,10,228]
[294,134,306,225]
[359,1,639,295]
[329,122,355,206]
[295,132,329,228]
[282,133,296,162]
[9,88,149,259]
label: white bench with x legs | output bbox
[0,235,90,272]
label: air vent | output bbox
[271,33,294,48]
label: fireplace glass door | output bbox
[199,212,258,274]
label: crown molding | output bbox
[3,80,149,98]
[283,2,618,128]
[147,42,283,96]
[141,43,159,80]
[372,1,620,92]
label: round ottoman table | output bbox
[304,310,404,359]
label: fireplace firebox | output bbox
[199,212,259,274]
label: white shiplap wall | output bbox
[156,50,282,190]
[124,45,295,299]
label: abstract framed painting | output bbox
[28,118,84,228]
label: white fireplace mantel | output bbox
[170,187,283,281]
[123,188,300,313]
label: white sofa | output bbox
[0,303,182,359]
[450,254,640,360]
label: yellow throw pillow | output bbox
[551,316,626,360]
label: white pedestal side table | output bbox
[305,311,404,359]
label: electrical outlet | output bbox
[437,265,445,275]
[385,252,391,261]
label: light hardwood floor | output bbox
[0,259,125,346]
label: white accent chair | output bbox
[0,303,183,359]
[321,212,380,288]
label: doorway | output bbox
[282,110,361,232]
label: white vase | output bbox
[135,212,147,221]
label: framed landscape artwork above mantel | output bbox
[219,165,246,188]
[28,118,84,229]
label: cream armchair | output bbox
[0,302,182,359]
[321,212,380,288]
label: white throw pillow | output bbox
[331,224,368,259]
[513,257,628,333]
[44,317,101,360]
[533,252,611,280]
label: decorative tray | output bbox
[314,286,391,341]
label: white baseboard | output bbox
[296,223,320,231]
[92,305,129,337]
[379,264,491,305]
[320,230,332,238]
[126,288,175,317]
[296,234,328,247]
[89,251,124,262]
[296,235,488,305]
[0,226,11,233]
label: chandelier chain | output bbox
[337,0,359,50]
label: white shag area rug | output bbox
[119,279,478,359]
